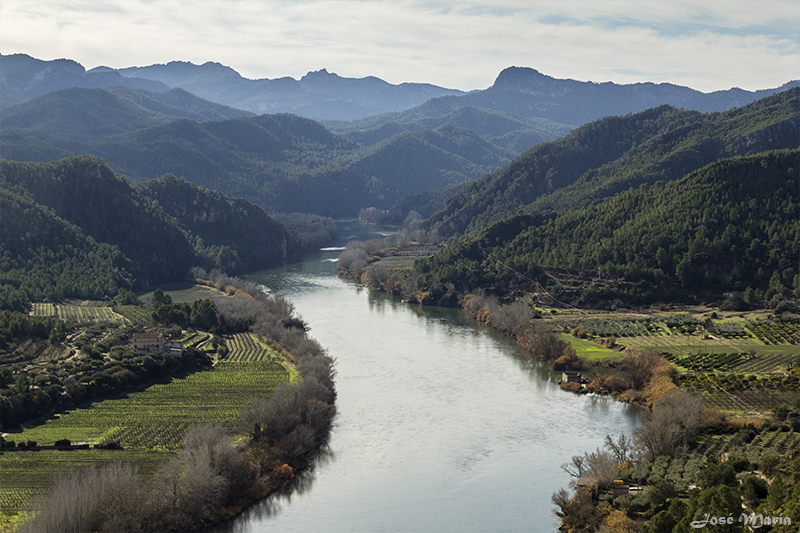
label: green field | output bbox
[558,333,624,361]
[0,449,171,513]
[4,361,288,449]
[0,360,289,516]
[111,305,154,326]
[375,255,422,271]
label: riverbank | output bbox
[2,274,337,532]
[334,236,800,531]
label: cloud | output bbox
[1,0,797,92]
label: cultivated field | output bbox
[56,302,124,325]
[223,332,279,362]
[0,360,289,515]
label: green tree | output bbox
[766,476,786,512]
[190,299,218,331]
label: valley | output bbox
[0,52,798,532]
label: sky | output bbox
[1,0,798,93]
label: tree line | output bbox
[0,157,296,310]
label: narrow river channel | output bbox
[217,220,641,533]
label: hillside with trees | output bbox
[424,88,800,239]
[1,91,522,217]
[0,157,296,310]
[408,149,798,306]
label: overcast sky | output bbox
[1,0,797,92]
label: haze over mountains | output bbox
[1,53,797,222]
[0,52,797,309]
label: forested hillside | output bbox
[425,88,800,238]
[0,94,516,216]
[409,149,799,306]
[325,105,573,154]
[0,157,293,310]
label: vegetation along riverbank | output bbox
[0,271,336,532]
[338,228,800,531]
[335,126,800,529]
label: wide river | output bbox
[218,220,641,533]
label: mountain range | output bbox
[424,88,800,238]
[0,52,797,310]
[4,54,796,126]
[0,87,523,216]
[403,88,800,306]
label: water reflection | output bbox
[228,220,641,533]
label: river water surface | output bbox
[217,220,640,532]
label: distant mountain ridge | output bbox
[0,88,515,216]
[423,87,800,238]
[96,61,467,121]
[0,54,169,107]
[327,67,799,134]
[7,54,794,127]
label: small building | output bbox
[132,333,163,352]
[163,341,184,356]
[132,334,183,356]
[612,479,629,496]
[561,371,582,384]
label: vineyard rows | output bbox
[746,321,800,345]
[0,448,170,511]
[223,333,277,362]
[180,331,210,349]
[30,303,56,317]
[729,353,799,374]
[665,351,751,372]
[6,361,289,450]
[700,389,800,414]
[111,305,154,326]
[618,426,800,493]
[57,304,124,324]
[557,317,800,346]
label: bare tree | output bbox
[634,390,706,460]
[605,433,634,465]
[624,349,664,390]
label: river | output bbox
[217,219,641,533]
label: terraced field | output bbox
[29,303,56,317]
[224,332,278,362]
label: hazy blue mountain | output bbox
[0,86,253,142]
[0,93,514,216]
[407,66,800,126]
[100,62,466,120]
[0,54,168,106]
[326,105,574,153]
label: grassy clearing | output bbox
[375,256,421,271]
[558,333,624,361]
[140,283,235,306]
